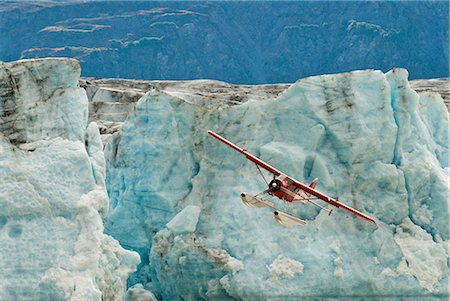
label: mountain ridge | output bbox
[1,1,448,84]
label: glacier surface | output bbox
[0,58,139,300]
[103,67,449,300]
[0,57,448,301]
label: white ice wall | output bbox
[104,68,449,300]
[0,58,139,300]
[1,57,446,301]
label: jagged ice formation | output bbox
[0,58,448,301]
[103,67,449,299]
[0,58,140,300]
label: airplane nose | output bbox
[240,193,246,198]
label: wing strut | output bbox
[255,163,270,186]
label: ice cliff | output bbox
[0,58,139,300]
[103,68,449,300]
[1,58,448,301]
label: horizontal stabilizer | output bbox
[273,210,307,227]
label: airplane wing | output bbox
[285,176,376,224]
[208,130,376,224]
[208,130,282,176]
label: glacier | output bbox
[102,67,449,299]
[0,58,139,300]
[0,58,448,300]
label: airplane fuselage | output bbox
[268,178,296,202]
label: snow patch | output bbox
[383,218,448,292]
[268,255,304,280]
[125,284,158,301]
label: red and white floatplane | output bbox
[208,130,376,227]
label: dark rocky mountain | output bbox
[1,1,448,84]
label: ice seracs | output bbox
[0,58,139,300]
[104,67,449,300]
[1,57,448,300]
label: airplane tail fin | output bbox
[309,178,318,189]
[303,178,318,198]
[291,178,320,204]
